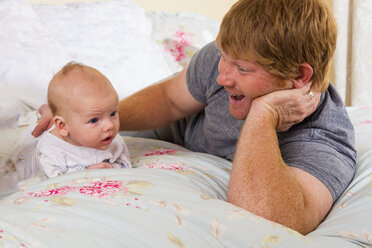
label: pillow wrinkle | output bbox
[0,0,73,109]
[0,0,171,111]
[31,0,171,100]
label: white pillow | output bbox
[31,0,171,100]
[0,85,33,129]
[0,0,73,109]
[0,0,171,110]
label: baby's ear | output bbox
[53,115,69,137]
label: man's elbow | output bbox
[226,193,322,235]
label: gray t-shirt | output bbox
[185,42,356,201]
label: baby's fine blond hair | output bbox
[48,62,116,116]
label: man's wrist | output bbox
[248,100,278,129]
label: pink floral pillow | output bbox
[147,11,219,72]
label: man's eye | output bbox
[89,118,98,124]
[238,66,249,72]
[111,111,117,117]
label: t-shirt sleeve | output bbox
[280,138,355,202]
[186,41,221,103]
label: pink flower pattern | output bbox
[28,180,128,198]
[124,197,144,209]
[355,119,372,126]
[28,186,76,197]
[142,162,184,171]
[144,149,178,156]
[79,181,128,197]
[164,30,192,62]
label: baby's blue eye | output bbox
[89,118,98,124]
[111,111,116,117]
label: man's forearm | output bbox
[227,106,319,234]
[118,82,174,131]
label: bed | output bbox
[0,0,372,247]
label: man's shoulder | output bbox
[314,84,353,130]
[186,41,222,103]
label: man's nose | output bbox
[217,61,234,87]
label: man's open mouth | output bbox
[230,94,245,101]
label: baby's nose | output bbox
[103,118,114,130]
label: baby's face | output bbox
[62,86,120,150]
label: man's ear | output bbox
[293,63,313,89]
[53,115,69,137]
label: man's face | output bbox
[217,51,291,120]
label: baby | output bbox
[35,62,131,178]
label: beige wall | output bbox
[30,0,334,24]
[133,0,237,22]
[134,0,333,23]
[29,0,237,23]
[30,0,334,25]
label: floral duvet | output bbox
[1,121,372,248]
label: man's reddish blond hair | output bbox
[216,0,337,92]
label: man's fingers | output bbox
[32,118,52,137]
[32,125,43,137]
[47,121,54,130]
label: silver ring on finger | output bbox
[308,90,314,100]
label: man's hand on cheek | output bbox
[250,83,320,132]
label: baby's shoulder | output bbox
[36,132,64,152]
